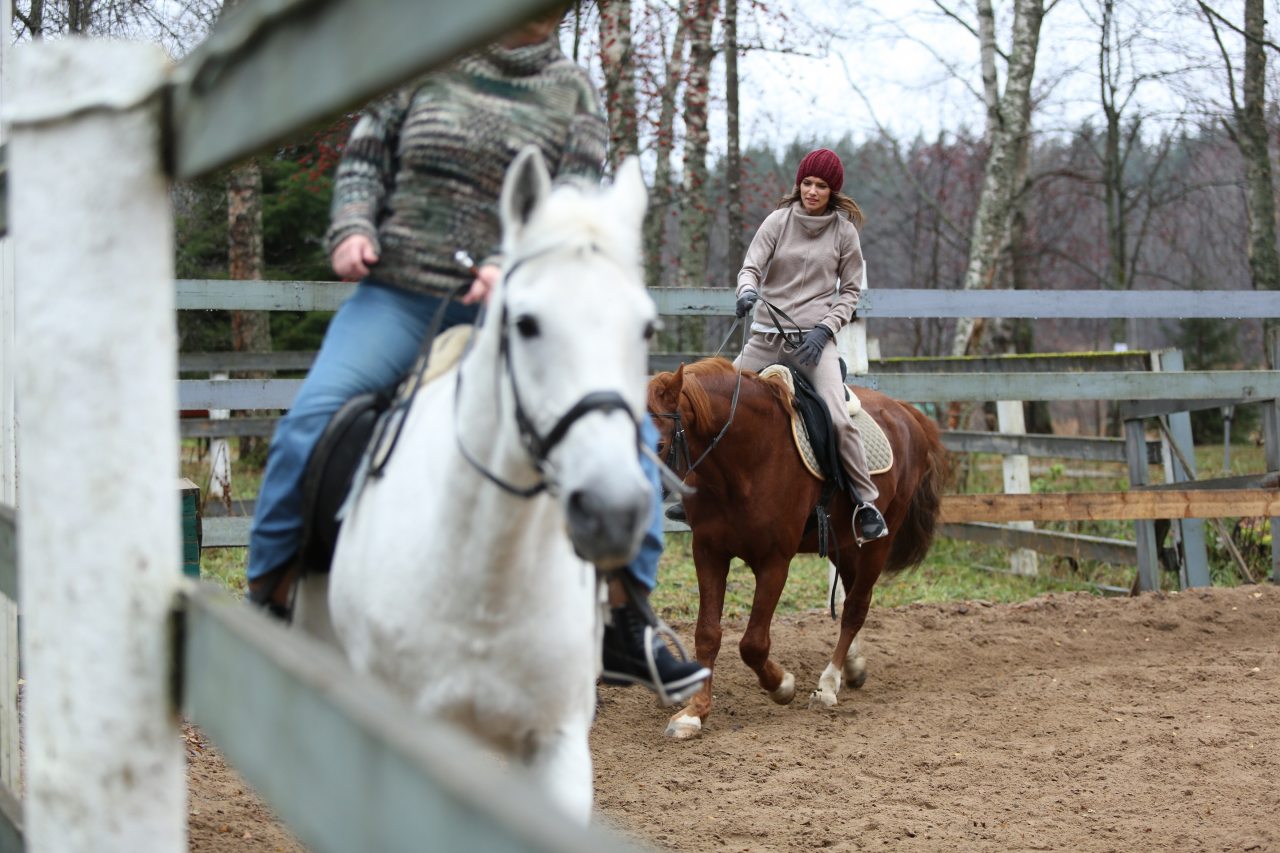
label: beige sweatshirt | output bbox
[735,202,863,335]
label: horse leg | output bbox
[810,550,881,709]
[823,559,866,687]
[740,557,795,706]
[665,548,729,740]
[523,717,595,825]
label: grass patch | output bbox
[182,440,1272,614]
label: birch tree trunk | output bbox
[949,0,1046,357]
[1239,0,1280,321]
[1200,0,1279,349]
[724,0,743,284]
[677,0,718,290]
[1100,0,1129,347]
[644,9,688,290]
[227,159,271,457]
[599,0,638,168]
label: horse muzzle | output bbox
[564,481,651,569]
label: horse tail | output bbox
[884,404,948,574]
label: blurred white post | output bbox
[0,0,20,793]
[997,400,1038,576]
[207,372,231,500]
[834,259,870,376]
[10,40,185,850]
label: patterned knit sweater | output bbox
[325,35,607,296]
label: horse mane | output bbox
[514,178,642,271]
[677,358,796,431]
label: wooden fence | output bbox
[177,281,1280,591]
[0,0,645,850]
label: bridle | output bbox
[455,243,642,499]
[650,294,808,484]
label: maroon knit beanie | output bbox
[794,148,844,195]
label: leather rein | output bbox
[454,243,641,499]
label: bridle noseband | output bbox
[456,243,642,499]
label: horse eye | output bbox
[643,320,657,341]
[515,315,541,339]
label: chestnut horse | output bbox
[648,358,947,739]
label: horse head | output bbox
[476,146,657,569]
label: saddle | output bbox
[758,364,894,481]
[296,324,473,575]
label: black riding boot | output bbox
[853,502,889,545]
[601,577,709,706]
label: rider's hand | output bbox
[331,234,379,281]
[463,263,501,305]
[793,324,832,367]
[735,290,759,319]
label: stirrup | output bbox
[603,572,707,707]
[853,503,889,547]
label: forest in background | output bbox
[14,0,1278,436]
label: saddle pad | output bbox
[421,324,474,386]
[758,365,893,479]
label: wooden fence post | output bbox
[1154,350,1211,588]
[11,40,185,850]
[0,0,19,795]
[996,400,1038,577]
[1266,329,1280,585]
[1125,417,1161,592]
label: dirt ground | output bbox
[188,585,1280,852]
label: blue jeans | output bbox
[247,279,662,592]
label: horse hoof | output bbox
[808,688,838,710]
[843,655,868,688]
[768,671,796,705]
[665,712,703,740]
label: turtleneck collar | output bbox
[788,201,838,236]
[481,34,562,77]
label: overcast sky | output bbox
[607,0,1268,155]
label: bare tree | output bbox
[949,0,1048,356]
[641,3,689,290]
[599,0,640,167]
[677,0,719,289]
[723,0,743,285]
[1197,0,1279,346]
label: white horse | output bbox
[319,147,656,823]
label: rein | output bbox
[455,243,641,499]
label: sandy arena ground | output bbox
[188,584,1280,852]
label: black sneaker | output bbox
[602,602,709,706]
[246,561,299,622]
[664,502,688,522]
[854,503,889,545]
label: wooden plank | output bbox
[180,416,278,439]
[181,584,641,853]
[940,523,1137,565]
[942,431,1160,463]
[648,288,1280,319]
[169,0,571,177]
[177,283,1280,320]
[176,279,352,312]
[0,782,22,853]
[940,489,1280,523]
[200,516,250,548]
[1119,398,1250,419]
[178,378,302,410]
[179,351,317,373]
[873,352,1153,374]
[1134,471,1280,492]
[851,371,1280,403]
[0,506,12,602]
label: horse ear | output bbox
[610,155,648,230]
[501,146,553,240]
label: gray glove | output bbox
[793,324,832,367]
[735,291,759,319]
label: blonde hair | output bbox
[777,186,865,229]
